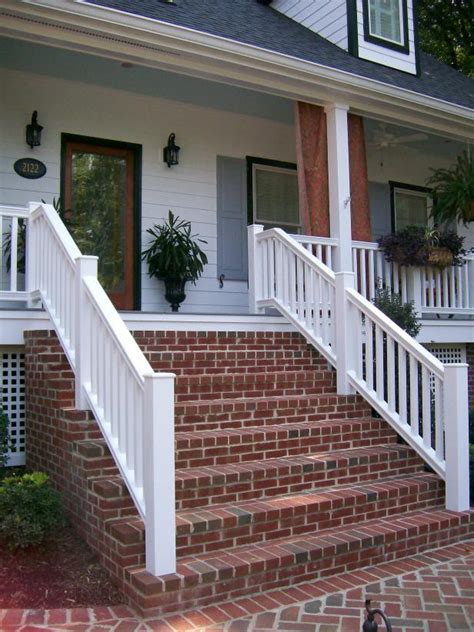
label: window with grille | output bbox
[363,0,409,53]
[1,350,26,466]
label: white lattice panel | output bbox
[426,345,466,365]
[1,350,26,466]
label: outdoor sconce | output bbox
[26,111,43,149]
[163,133,180,167]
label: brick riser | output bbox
[174,370,336,402]
[134,331,328,376]
[24,330,474,620]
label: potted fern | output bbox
[142,211,208,312]
[427,151,474,226]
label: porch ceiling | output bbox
[0,37,294,124]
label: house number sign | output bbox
[14,158,47,179]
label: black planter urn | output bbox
[164,277,187,312]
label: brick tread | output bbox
[126,509,474,602]
[175,444,425,508]
[175,417,396,467]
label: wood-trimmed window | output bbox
[363,0,409,54]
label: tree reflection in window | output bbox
[70,152,126,293]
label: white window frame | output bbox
[252,163,301,233]
[392,184,432,231]
[368,0,404,46]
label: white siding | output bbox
[272,0,349,50]
[356,0,417,75]
[0,68,296,314]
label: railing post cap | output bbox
[143,372,176,380]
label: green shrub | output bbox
[0,472,63,549]
[373,287,421,338]
[0,407,10,469]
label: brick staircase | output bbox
[24,330,474,617]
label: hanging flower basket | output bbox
[426,246,453,267]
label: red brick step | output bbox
[108,473,444,559]
[175,392,371,432]
[175,444,425,509]
[174,369,336,402]
[125,509,474,615]
[174,417,397,468]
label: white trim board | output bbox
[0,310,295,344]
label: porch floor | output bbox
[3,540,473,631]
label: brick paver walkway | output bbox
[1,542,473,631]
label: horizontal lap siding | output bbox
[272,0,349,50]
[1,68,295,314]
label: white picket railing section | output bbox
[297,234,474,315]
[249,225,470,512]
[0,205,30,302]
[421,255,474,314]
[26,203,176,576]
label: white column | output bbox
[144,372,176,576]
[74,255,98,410]
[334,271,355,394]
[443,364,470,512]
[325,104,352,273]
[248,224,264,313]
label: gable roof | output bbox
[86,0,474,110]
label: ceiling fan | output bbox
[369,123,428,149]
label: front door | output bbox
[62,135,140,310]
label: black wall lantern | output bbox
[163,133,180,167]
[26,111,43,149]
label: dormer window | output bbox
[363,0,409,53]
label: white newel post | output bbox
[443,364,470,512]
[325,104,352,273]
[144,373,176,576]
[335,272,355,395]
[406,267,423,317]
[25,202,41,305]
[75,255,98,410]
[248,224,264,313]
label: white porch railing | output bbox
[295,234,474,316]
[250,225,470,512]
[0,205,30,302]
[23,202,176,577]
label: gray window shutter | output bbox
[368,181,391,240]
[217,156,248,281]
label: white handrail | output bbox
[249,225,470,512]
[27,203,176,576]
